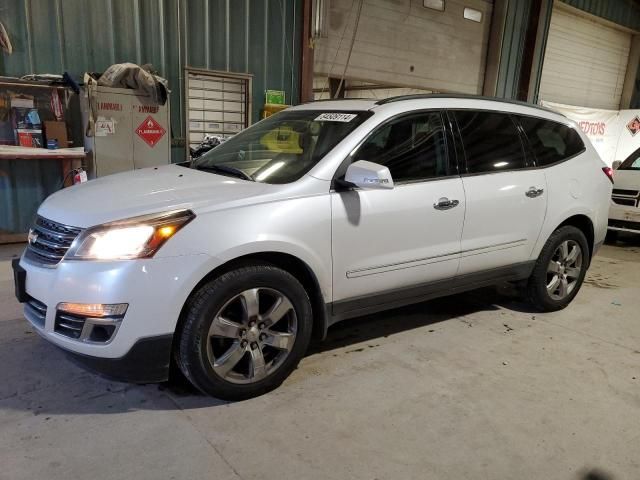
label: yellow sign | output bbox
[260,127,302,154]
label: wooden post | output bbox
[300,0,315,103]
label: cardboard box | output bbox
[16,129,43,148]
[44,121,68,148]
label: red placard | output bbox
[135,116,166,147]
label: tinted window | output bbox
[352,112,448,182]
[619,148,640,170]
[518,116,585,166]
[454,111,526,174]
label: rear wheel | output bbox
[527,226,590,312]
[176,264,313,400]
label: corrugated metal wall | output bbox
[0,0,302,235]
[561,0,640,31]
[494,0,533,99]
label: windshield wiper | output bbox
[194,163,254,181]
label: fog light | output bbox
[57,302,128,318]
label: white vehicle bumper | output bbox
[15,252,210,382]
[608,202,640,234]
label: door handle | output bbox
[525,187,544,198]
[433,197,460,210]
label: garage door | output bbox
[186,70,250,151]
[538,4,632,109]
[314,0,493,95]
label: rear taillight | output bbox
[602,167,614,184]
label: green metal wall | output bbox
[0,0,302,235]
[494,0,534,100]
[561,0,640,31]
[0,0,303,161]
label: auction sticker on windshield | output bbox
[315,113,357,122]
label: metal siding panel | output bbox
[496,0,531,99]
[24,0,59,74]
[267,0,286,94]
[560,0,640,32]
[111,0,141,66]
[208,0,227,71]
[0,2,31,75]
[291,0,302,103]
[138,0,165,72]
[186,0,208,68]
[0,159,60,234]
[228,0,248,72]
[248,0,268,122]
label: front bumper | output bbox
[16,252,212,380]
[62,334,174,383]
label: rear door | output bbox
[452,110,548,275]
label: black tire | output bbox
[176,264,313,400]
[527,226,590,312]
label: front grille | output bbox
[611,189,639,209]
[608,219,640,231]
[24,296,47,329]
[25,216,82,266]
[612,188,639,196]
[612,198,637,207]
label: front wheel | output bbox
[176,264,313,400]
[527,226,590,312]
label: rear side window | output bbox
[454,111,527,174]
[517,116,585,166]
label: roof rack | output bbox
[374,93,559,115]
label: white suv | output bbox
[13,95,612,399]
[609,147,640,237]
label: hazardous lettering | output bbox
[98,102,123,111]
[137,105,159,113]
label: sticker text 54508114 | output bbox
[315,113,357,122]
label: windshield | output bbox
[191,110,371,184]
[619,150,640,170]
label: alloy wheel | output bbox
[206,288,297,384]
[546,240,583,301]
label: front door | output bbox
[331,111,465,310]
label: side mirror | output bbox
[344,160,394,190]
[612,160,622,170]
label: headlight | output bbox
[66,210,195,260]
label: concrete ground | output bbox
[1,238,639,480]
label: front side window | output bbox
[619,148,640,170]
[191,110,371,184]
[517,116,585,166]
[350,111,449,182]
[454,111,527,174]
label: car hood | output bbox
[38,164,272,228]
[613,169,640,191]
